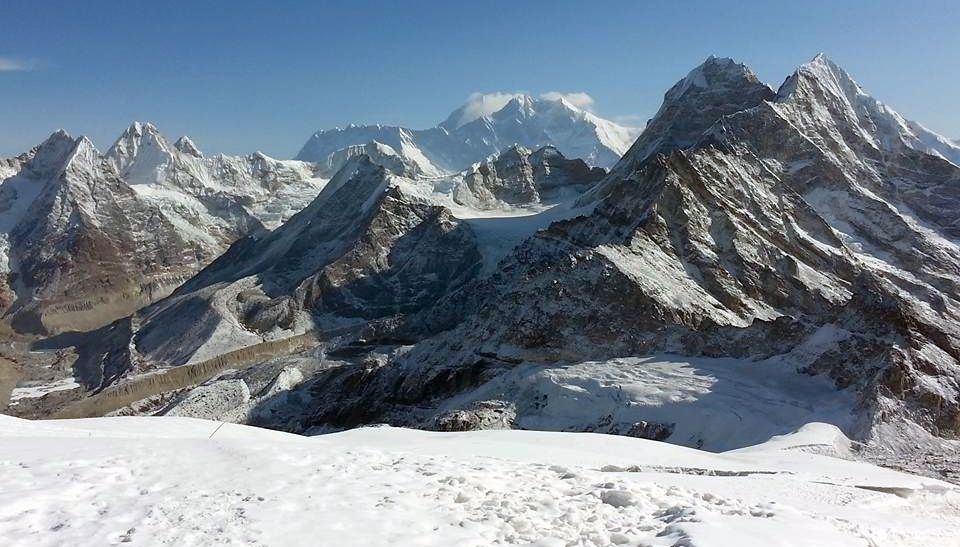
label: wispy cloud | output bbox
[540,91,595,111]
[455,91,527,127]
[0,56,37,72]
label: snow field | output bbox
[1,416,958,546]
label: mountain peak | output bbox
[119,121,161,139]
[667,56,765,102]
[48,128,73,141]
[20,130,84,174]
[605,57,775,177]
[173,136,203,157]
[105,121,176,182]
[775,55,960,165]
[777,53,863,103]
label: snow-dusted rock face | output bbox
[0,123,329,334]
[589,56,777,193]
[107,121,328,230]
[0,131,222,333]
[295,94,637,174]
[44,56,960,464]
[268,55,960,451]
[319,140,423,179]
[68,146,604,387]
[73,156,485,386]
[452,145,605,210]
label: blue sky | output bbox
[1,0,957,157]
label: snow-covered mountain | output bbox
[106,122,328,229]
[0,124,328,334]
[321,54,960,451]
[43,54,960,474]
[295,94,638,174]
[7,55,960,488]
[65,145,602,386]
[0,131,221,333]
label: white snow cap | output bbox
[448,90,598,128]
[450,91,527,128]
[174,136,203,157]
[540,91,595,111]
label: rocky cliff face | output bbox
[74,156,485,387]
[31,55,960,462]
[0,132,217,333]
[271,55,960,450]
[453,145,605,210]
[0,124,328,334]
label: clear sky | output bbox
[1,0,957,158]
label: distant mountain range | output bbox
[295,94,638,174]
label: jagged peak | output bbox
[63,136,101,171]
[666,56,767,103]
[775,54,960,165]
[602,56,776,182]
[21,131,101,183]
[777,53,865,103]
[108,121,171,155]
[500,143,532,157]
[496,95,537,118]
[118,120,162,139]
[47,128,73,141]
[26,130,81,172]
[173,136,203,157]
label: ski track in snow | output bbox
[1,417,958,546]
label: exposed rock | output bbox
[163,378,252,422]
[434,400,517,432]
[278,55,960,450]
[624,421,675,441]
[0,123,328,334]
[453,145,605,209]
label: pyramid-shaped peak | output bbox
[120,121,163,138]
[108,121,171,155]
[798,53,852,79]
[47,128,73,141]
[777,53,867,103]
[174,136,203,157]
[494,95,538,117]
[671,56,764,97]
[26,130,82,175]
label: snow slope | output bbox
[0,415,957,547]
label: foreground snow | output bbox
[0,417,957,546]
